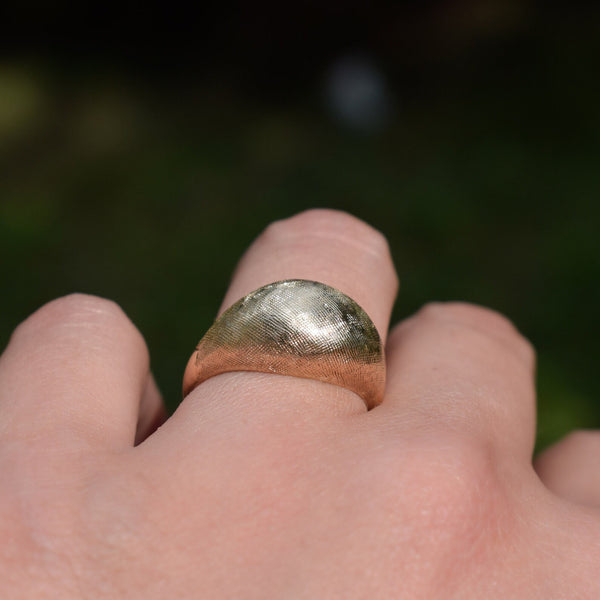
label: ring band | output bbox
[182,279,385,408]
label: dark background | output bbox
[1,1,599,450]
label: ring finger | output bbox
[161,209,398,436]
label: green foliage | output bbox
[1,22,599,447]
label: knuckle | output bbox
[45,293,123,323]
[420,454,506,554]
[410,439,517,575]
[419,438,498,512]
[417,301,535,366]
[561,429,600,452]
[358,435,510,567]
[418,301,517,334]
[16,293,119,332]
[10,294,143,352]
[264,209,391,260]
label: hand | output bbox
[0,209,598,599]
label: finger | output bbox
[135,374,168,445]
[0,294,160,452]
[175,209,398,426]
[534,430,600,507]
[220,209,398,337]
[377,302,537,459]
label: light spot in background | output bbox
[324,54,392,133]
[70,86,141,154]
[0,65,45,146]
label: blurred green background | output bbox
[1,1,599,450]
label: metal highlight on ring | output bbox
[182,279,385,408]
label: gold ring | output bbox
[182,279,385,408]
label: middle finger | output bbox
[376,302,537,460]
[157,209,398,439]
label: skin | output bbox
[0,208,599,599]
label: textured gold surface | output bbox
[182,279,385,408]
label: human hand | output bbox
[1,209,598,598]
